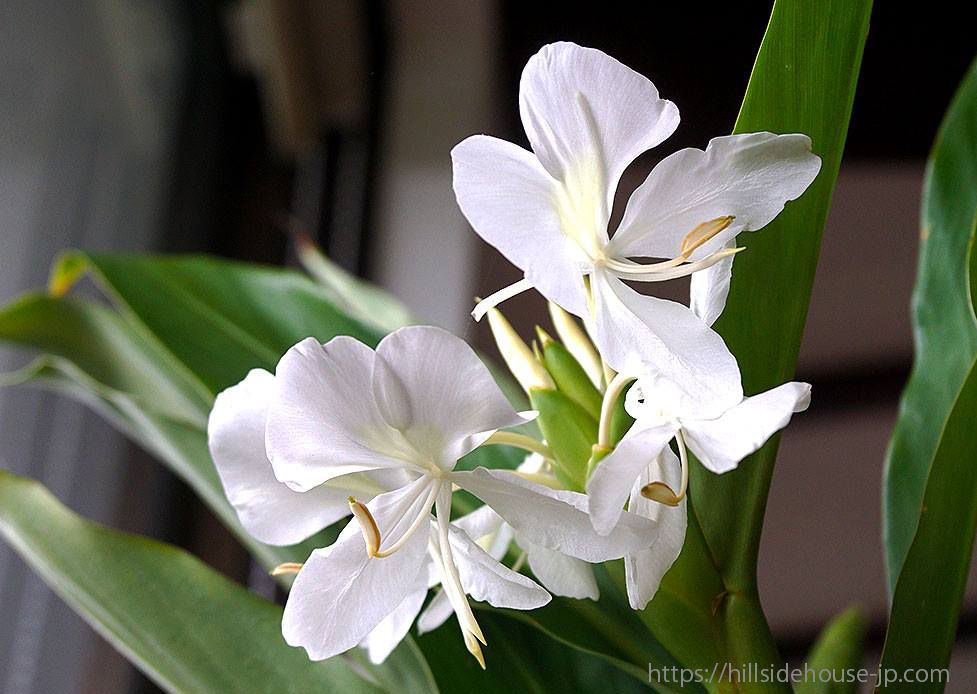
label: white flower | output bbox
[587,373,811,541]
[452,41,820,398]
[211,325,659,666]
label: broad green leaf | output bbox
[692,0,873,591]
[795,608,867,694]
[0,469,434,694]
[877,355,977,693]
[882,58,977,592]
[634,2,873,688]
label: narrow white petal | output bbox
[454,468,658,562]
[451,135,590,316]
[624,447,687,610]
[689,240,735,326]
[208,369,353,546]
[682,382,812,473]
[447,525,550,610]
[281,483,430,661]
[359,588,427,664]
[520,42,679,240]
[590,270,743,414]
[586,421,678,535]
[609,133,821,259]
[518,534,599,600]
[417,588,454,635]
[375,326,528,467]
[267,337,408,491]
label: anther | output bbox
[348,496,381,557]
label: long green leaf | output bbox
[694,0,873,591]
[0,470,423,694]
[882,58,977,592]
[877,355,977,692]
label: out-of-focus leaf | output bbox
[0,470,432,694]
[877,242,977,691]
[795,608,867,694]
[50,252,384,394]
[883,58,977,592]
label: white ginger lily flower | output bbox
[452,41,820,398]
[211,325,658,666]
[587,372,811,542]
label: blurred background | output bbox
[1,1,975,692]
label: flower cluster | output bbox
[208,42,818,668]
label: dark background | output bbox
[0,1,974,692]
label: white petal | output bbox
[590,270,743,414]
[449,524,550,610]
[609,133,821,259]
[682,382,812,474]
[451,135,590,316]
[689,240,735,326]
[417,588,454,635]
[586,421,678,535]
[267,337,408,492]
[520,42,679,241]
[281,483,430,661]
[359,588,427,664]
[375,326,528,467]
[453,505,513,560]
[517,534,599,600]
[454,468,657,562]
[208,369,355,545]
[624,447,687,610]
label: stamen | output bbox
[372,483,440,558]
[270,562,303,576]
[348,497,381,557]
[472,278,534,321]
[605,246,744,282]
[640,429,690,506]
[679,216,735,257]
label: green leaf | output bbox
[795,608,867,694]
[51,252,384,394]
[877,356,977,693]
[694,0,873,591]
[883,58,977,592]
[0,469,437,694]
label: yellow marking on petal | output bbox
[270,562,303,576]
[679,216,735,258]
[348,496,381,557]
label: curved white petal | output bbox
[520,42,679,245]
[590,270,743,414]
[518,534,599,600]
[454,505,513,560]
[375,326,528,467]
[209,368,358,545]
[624,447,687,610]
[359,588,427,664]
[281,483,430,661]
[449,525,550,610]
[417,588,454,635]
[682,381,811,474]
[609,133,821,259]
[267,337,410,492]
[586,421,678,535]
[454,468,657,562]
[689,240,735,326]
[451,135,589,316]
